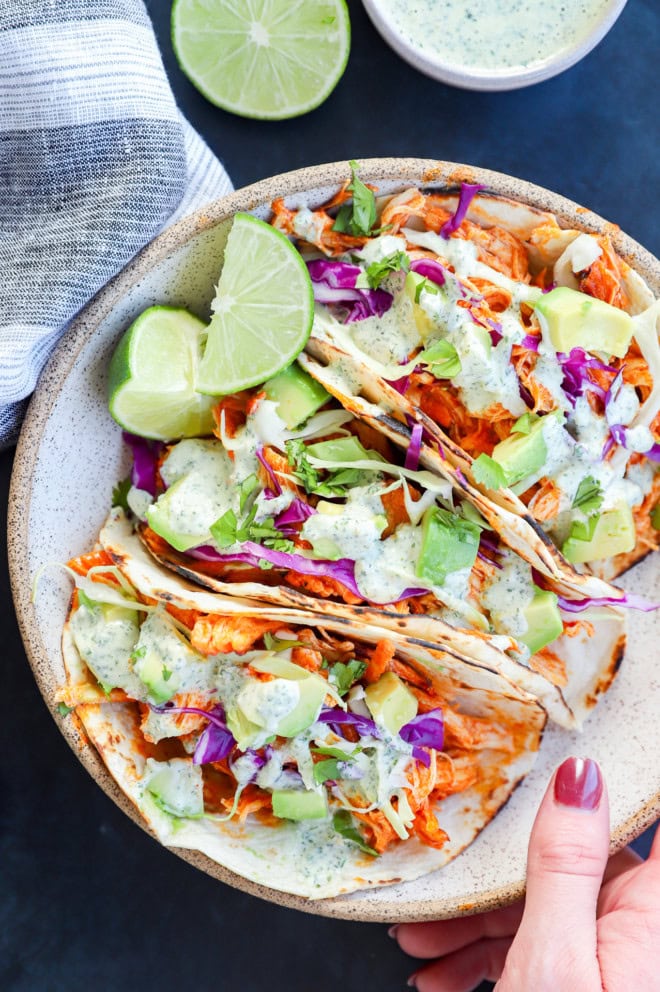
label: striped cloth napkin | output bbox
[0,0,233,448]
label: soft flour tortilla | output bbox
[61,566,546,899]
[301,189,659,583]
[102,509,624,729]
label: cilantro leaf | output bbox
[361,251,410,290]
[162,666,173,682]
[332,161,377,237]
[263,633,305,652]
[472,453,508,490]
[328,659,367,696]
[129,645,146,666]
[286,439,364,497]
[210,508,238,548]
[57,702,74,717]
[511,413,537,436]
[414,276,439,304]
[112,476,132,512]
[313,759,344,784]
[569,514,600,542]
[311,745,360,760]
[418,340,461,379]
[572,476,603,516]
[332,810,378,856]
[239,473,259,514]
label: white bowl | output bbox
[9,158,660,922]
[362,0,628,91]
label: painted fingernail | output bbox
[407,973,419,988]
[388,924,399,939]
[554,757,603,811]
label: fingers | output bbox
[508,756,609,987]
[394,901,523,960]
[602,845,642,884]
[408,936,511,992]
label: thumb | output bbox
[504,757,609,989]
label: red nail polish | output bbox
[554,757,602,811]
[388,924,399,938]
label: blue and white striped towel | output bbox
[0,0,233,448]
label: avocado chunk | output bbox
[520,587,563,656]
[404,271,440,339]
[562,502,636,563]
[534,286,633,358]
[263,362,330,429]
[144,758,204,818]
[491,413,556,488]
[133,649,176,705]
[271,789,328,821]
[70,599,142,697]
[239,655,328,738]
[416,507,481,585]
[365,672,418,735]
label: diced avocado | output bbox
[146,476,212,552]
[404,271,439,339]
[133,649,176,705]
[70,599,142,697]
[271,789,328,821]
[365,672,418,735]
[562,502,636,563]
[144,758,204,818]
[416,507,480,585]
[520,587,563,656]
[491,414,555,488]
[263,362,330,429]
[244,655,327,737]
[534,286,633,358]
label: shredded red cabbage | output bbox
[409,257,447,286]
[122,432,163,496]
[390,375,410,395]
[317,708,382,738]
[558,349,615,406]
[487,319,503,346]
[557,593,660,613]
[229,745,272,783]
[256,446,282,498]
[399,709,444,765]
[521,334,540,352]
[150,703,235,764]
[306,259,392,322]
[405,424,423,471]
[274,499,316,529]
[187,541,427,603]
[440,183,487,239]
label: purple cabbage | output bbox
[521,334,540,352]
[229,745,272,783]
[557,593,660,614]
[122,432,163,496]
[487,319,503,347]
[317,708,382,739]
[256,446,282,498]
[150,703,235,765]
[557,349,615,406]
[409,257,447,287]
[400,709,444,766]
[274,499,316,530]
[390,375,410,395]
[306,259,392,322]
[405,424,423,471]
[440,183,487,239]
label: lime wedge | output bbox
[196,213,314,395]
[108,307,216,441]
[171,0,351,120]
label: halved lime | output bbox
[108,307,216,440]
[171,0,351,120]
[196,212,314,395]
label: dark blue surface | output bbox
[3,1,658,990]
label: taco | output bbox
[271,170,660,585]
[58,542,546,898]
[111,348,626,729]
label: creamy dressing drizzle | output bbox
[377,0,613,72]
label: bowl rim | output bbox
[9,156,660,922]
[361,0,629,91]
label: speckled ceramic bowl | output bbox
[362,0,628,91]
[9,159,660,922]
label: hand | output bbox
[391,757,660,991]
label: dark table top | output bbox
[3,1,658,990]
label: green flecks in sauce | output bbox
[378,0,613,71]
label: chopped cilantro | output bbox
[210,504,293,552]
[239,473,259,514]
[511,413,537,436]
[418,340,461,379]
[129,645,146,665]
[311,745,360,760]
[414,277,439,304]
[328,659,367,696]
[569,514,600,543]
[472,453,508,490]
[211,508,239,548]
[332,161,377,237]
[111,476,132,512]
[99,681,113,697]
[162,666,173,682]
[285,438,364,497]
[313,758,345,784]
[57,702,74,717]
[572,476,603,516]
[361,251,410,290]
[332,810,378,856]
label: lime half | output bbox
[196,213,314,395]
[171,0,351,120]
[108,307,216,440]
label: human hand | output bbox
[391,757,660,991]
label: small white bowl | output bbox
[362,0,628,91]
